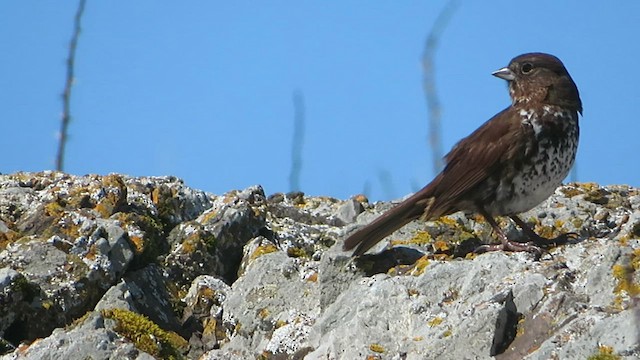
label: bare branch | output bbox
[289,90,305,192]
[421,0,460,175]
[56,0,87,171]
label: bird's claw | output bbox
[474,240,544,256]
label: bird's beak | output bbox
[492,67,515,81]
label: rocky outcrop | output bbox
[0,172,638,359]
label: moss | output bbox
[67,311,93,330]
[369,343,385,353]
[101,308,187,359]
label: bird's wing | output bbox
[431,107,532,208]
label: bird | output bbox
[343,52,582,257]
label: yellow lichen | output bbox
[438,216,459,227]
[258,307,270,319]
[250,244,278,261]
[395,256,432,277]
[101,308,187,359]
[612,264,640,296]
[369,343,385,353]
[631,249,640,271]
[94,175,127,218]
[427,316,443,327]
[586,344,621,360]
[275,319,287,328]
[433,240,450,252]
[516,317,526,337]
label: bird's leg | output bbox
[474,208,542,254]
[510,215,578,247]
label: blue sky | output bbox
[2,2,639,200]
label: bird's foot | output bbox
[474,240,543,255]
[473,232,578,256]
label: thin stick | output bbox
[422,0,460,175]
[56,0,87,171]
[289,90,305,192]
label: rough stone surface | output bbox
[0,173,638,359]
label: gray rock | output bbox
[335,198,365,224]
[164,185,267,286]
[0,312,153,360]
[1,174,639,359]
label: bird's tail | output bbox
[343,186,437,256]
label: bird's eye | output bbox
[521,63,534,74]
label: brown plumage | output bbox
[344,53,582,256]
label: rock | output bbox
[180,275,232,358]
[0,312,155,360]
[0,173,638,359]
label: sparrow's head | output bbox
[493,53,582,114]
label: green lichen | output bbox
[101,308,187,359]
[286,246,306,258]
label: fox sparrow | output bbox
[344,52,582,256]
